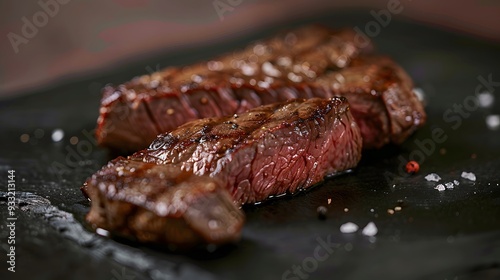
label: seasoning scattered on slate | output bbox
[317,206,327,220]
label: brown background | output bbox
[1,0,499,99]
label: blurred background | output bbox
[1,0,499,99]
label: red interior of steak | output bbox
[83,97,362,245]
[132,97,362,204]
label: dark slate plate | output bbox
[1,11,500,280]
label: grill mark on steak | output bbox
[96,25,386,152]
[83,97,362,246]
[83,158,245,246]
[325,55,425,145]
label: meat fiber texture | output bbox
[83,97,362,246]
[96,25,426,152]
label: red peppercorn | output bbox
[405,161,419,174]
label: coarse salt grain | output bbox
[51,129,64,142]
[445,182,454,189]
[486,115,500,130]
[478,92,494,108]
[340,222,359,233]
[96,228,109,237]
[453,180,459,186]
[461,172,476,181]
[425,173,441,182]
[362,222,378,236]
[435,184,445,191]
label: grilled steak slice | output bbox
[315,55,425,147]
[83,159,244,246]
[96,25,377,152]
[84,97,362,245]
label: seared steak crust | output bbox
[97,26,411,152]
[83,158,245,246]
[84,97,362,245]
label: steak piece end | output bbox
[83,157,245,247]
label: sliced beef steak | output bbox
[83,159,244,247]
[96,25,386,152]
[84,97,362,245]
[316,55,425,146]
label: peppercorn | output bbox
[405,161,420,174]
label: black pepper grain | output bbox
[317,206,327,220]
